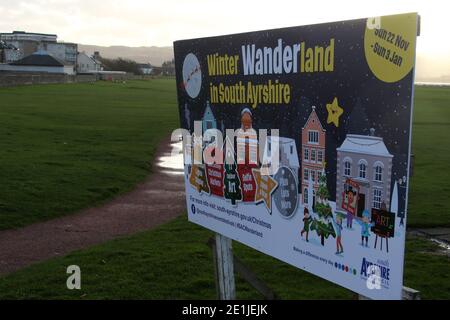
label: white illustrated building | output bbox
[262,136,300,179]
[336,129,393,217]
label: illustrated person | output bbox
[332,215,344,254]
[346,211,354,229]
[345,190,355,228]
[300,208,313,242]
[356,210,375,247]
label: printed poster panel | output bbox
[174,13,419,300]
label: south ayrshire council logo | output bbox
[182,53,202,99]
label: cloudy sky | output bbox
[0,0,448,77]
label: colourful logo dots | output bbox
[334,262,356,275]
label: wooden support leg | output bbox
[213,233,236,300]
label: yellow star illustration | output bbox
[326,97,344,127]
[252,169,278,214]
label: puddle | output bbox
[157,140,185,175]
[429,238,450,251]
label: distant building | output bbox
[161,59,175,75]
[336,129,393,218]
[0,31,77,69]
[0,50,75,74]
[40,42,78,67]
[0,40,20,63]
[138,63,153,75]
[77,52,103,73]
[301,106,326,206]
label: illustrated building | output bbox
[202,101,217,133]
[301,106,326,206]
[262,137,300,180]
[236,108,258,166]
[236,108,258,202]
[336,129,393,218]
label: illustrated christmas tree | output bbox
[310,167,336,246]
[223,140,242,205]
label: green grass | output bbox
[0,215,447,300]
[0,82,448,229]
[409,86,450,227]
[0,79,179,230]
[0,81,448,299]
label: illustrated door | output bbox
[357,193,366,218]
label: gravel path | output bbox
[0,136,186,275]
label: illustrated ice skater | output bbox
[356,210,375,247]
[300,208,313,242]
[332,215,344,254]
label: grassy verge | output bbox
[0,79,178,230]
[408,86,450,227]
[0,215,447,300]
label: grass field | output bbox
[0,80,448,299]
[0,81,448,229]
[409,86,450,227]
[0,79,178,230]
[0,215,448,300]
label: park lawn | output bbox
[0,79,179,230]
[408,86,450,227]
[0,81,449,229]
[0,81,449,230]
[0,215,448,300]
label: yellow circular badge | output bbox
[364,13,418,83]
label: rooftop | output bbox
[11,51,64,67]
[337,134,393,158]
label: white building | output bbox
[0,31,77,68]
[336,130,393,218]
[262,136,300,178]
[77,52,103,74]
[138,63,153,75]
[40,42,77,67]
[0,50,74,74]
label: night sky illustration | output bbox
[174,17,415,221]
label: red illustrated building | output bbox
[237,108,258,202]
[301,106,326,206]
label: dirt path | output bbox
[0,136,186,275]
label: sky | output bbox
[0,0,449,77]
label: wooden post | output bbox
[212,233,236,300]
[208,236,277,300]
[358,286,421,300]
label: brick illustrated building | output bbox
[301,106,326,206]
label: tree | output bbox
[310,170,336,246]
[97,56,143,75]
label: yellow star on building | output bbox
[326,97,344,127]
[252,169,278,214]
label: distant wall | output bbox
[0,72,97,87]
[0,72,161,87]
